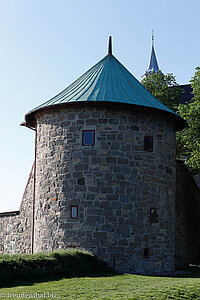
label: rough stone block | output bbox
[120,194,129,203]
[130,125,139,131]
[74,164,88,171]
[109,119,119,124]
[117,158,129,165]
[86,119,97,125]
[106,157,117,164]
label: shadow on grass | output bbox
[0,272,118,289]
[1,267,200,289]
[130,265,200,279]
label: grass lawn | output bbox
[0,268,200,299]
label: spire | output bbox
[152,30,154,47]
[147,42,159,73]
[142,31,160,79]
[108,36,112,55]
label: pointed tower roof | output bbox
[24,37,186,131]
[142,31,160,78]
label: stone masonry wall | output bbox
[0,166,33,254]
[175,161,200,268]
[34,105,176,274]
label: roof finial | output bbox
[152,30,154,47]
[108,36,112,55]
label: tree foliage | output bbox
[142,69,200,173]
[176,67,200,172]
[141,71,182,111]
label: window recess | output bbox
[150,208,158,223]
[144,136,153,152]
[82,130,95,146]
[70,206,78,218]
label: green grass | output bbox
[0,268,200,299]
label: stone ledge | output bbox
[0,211,20,218]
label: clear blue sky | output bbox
[0,0,199,212]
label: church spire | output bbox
[142,31,160,79]
[152,30,154,47]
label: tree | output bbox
[176,67,200,172]
[142,69,200,173]
[141,71,182,111]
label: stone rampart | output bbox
[0,166,33,254]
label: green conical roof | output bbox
[24,38,186,131]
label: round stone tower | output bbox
[23,37,186,274]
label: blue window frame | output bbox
[70,205,78,218]
[82,130,95,146]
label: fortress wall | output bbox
[175,161,200,268]
[0,166,34,254]
[34,105,176,274]
[1,107,199,273]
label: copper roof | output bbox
[24,37,186,131]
